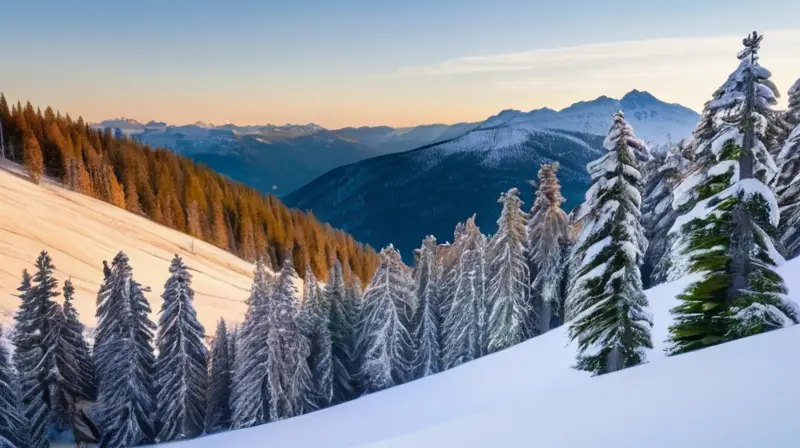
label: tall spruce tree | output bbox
[527,163,569,333]
[668,32,799,355]
[302,264,333,410]
[565,112,653,375]
[486,188,530,353]
[54,279,95,420]
[206,319,233,433]
[266,258,312,421]
[1,325,28,448]
[442,217,488,369]
[155,255,208,442]
[774,78,800,257]
[231,260,272,429]
[94,252,157,447]
[327,259,358,404]
[13,252,62,447]
[358,245,415,393]
[410,235,442,379]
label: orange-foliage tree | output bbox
[0,94,378,283]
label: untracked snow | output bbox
[167,258,800,447]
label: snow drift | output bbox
[169,259,800,447]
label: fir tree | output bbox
[155,255,208,442]
[206,319,233,434]
[302,265,333,410]
[55,279,95,417]
[442,217,488,369]
[327,259,358,404]
[774,78,800,257]
[668,32,799,355]
[359,245,415,393]
[13,252,62,447]
[410,235,442,378]
[0,325,28,448]
[527,163,569,333]
[94,252,157,447]
[231,260,272,429]
[486,188,530,353]
[566,112,653,375]
[266,258,312,421]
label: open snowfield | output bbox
[170,259,800,448]
[0,162,258,332]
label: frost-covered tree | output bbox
[231,260,272,429]
[774,78,800,257]
[266,258,312,421]
[327,259,359,404]
[358,245,415,393]
[206,319,233,433]
[155,255,208,442]
[13,252,62,447]
[486,188,530,353]
[1,325,28,448]
[527,163,569,333]
[442,217,488,369]
[54,278,95,421]
[302,264,333,410]
[566,112,653,375]
[94,251,157,447]
[410,235,442,379]
[668,33,799,355]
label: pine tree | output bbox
[302,265,333,410]
[527,163,569,333]
[155,255,208,442]
[1,325,28,448]
[231,260,272,429]
[23,132,44,184]
[358,245,415,393]
[566,112,653,375]
[774,78,800,257]
[668,32,799,355]
[486,188,530,353]
[266,258,312,421]
[94,252,157,447]
[410,235,442,379]
[206,319,233,434]
[54,279,95,419]
[442,217,488,369]
[13,252,62,447]
[327,259,358,404]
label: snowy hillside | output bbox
[0,163,260,332]
[169,257,800,447]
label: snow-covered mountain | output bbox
[170,257,800,447]
[285,126,604,263]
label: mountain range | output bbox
[93,90,699,197]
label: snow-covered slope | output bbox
[170,257,800,448]
[0,162,260,332]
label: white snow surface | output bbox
[0,162,281,332]
[169,258,800,448]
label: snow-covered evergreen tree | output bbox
[155,255,208,442]
[54,278,95,423]
[442,216,488,369]
[206,319,233,433]
[327,259,359,404]
[486,188,530,353]
[231,260,272,429]
[94,251,157,447]
[13,252,62,447]
[774,78,800,257]
[1,325,28,448]
[302,264,333,410]
[527,163,569,333]
[410,235,442,379]
[668,33,799,355]
[566,112,653,375]
[358,245,415,393]
[266,258,312,421]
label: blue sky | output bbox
[2,0,800,127]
